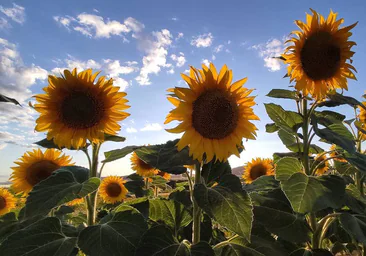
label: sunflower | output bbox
[10,148,73,194]
[165,63,259,162]
[329,144,347,163]
[66,198,84,207]
[99,176,128,204]
[282,9,357,100]
[242,158,274,184]
[131,152,159,177]
[34,68,130,149]
[358,103,366,141]
[314,153,330,175]
[157,171,171,180]
[0,188,16,216]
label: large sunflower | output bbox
[34,68,130,149]
[314,153,330,175]
[0,188,16,216]
[99,176,128,204]
[157,171,171,180]
[165,63,259,162]
[243,158,274,184]
[10,148,73,193]
[282,9,357,100]
[131,152,159,177]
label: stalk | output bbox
[192,162,202,244]
[87,143,100,226]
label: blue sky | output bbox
[0,0,366,181]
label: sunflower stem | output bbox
[356,140,363,195]
[313,213,339,249]
[87,143,100,226]
[192,162,202,245]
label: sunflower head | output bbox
[66,198,84,207]
[10,148,73,194]
[99,176,128,204]
[314,153,330,175]
[282,9,357,100]
[131,152,159,177]
[34,68,130,149]
[157,171,171,180]
[329,144,347,163]
[0,188,16,216]
[165,63,259,162]
[242,158,274,184]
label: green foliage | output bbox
[201,159,231,185]
[35,138,90,150]
[265,103,303,134]
[0,94,20,105]
[266,89,298,100]
[103,145,141,163]
[339,213,366,245]
[103,134,126,142]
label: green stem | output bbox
[87,143,100,226]
[313,213,339,249]
[82,148,92,170]
[98,162,106,178]
[192,162,202,245]
[356,140,364,195]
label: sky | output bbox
[0,0,366,181]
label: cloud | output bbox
[0,4,25,24]
[214,44,224,53]
[54,13,144,39]
[170,52,186,67]
[140,123,163,132]
[250,38,285,72]
[0,17,9,29]
[191,33,213,48]
[167,68,174,74]
[202,59,210,67]
[126,127,137,133]
[0,144,6,150]
[135,29,172,85]
[52,56,138,91]
[171,17,178,21]
[0,131,24,141]
[212,55,216,60]
[176,32,184,40]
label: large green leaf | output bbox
[149,199,192,231]
[313,110,345,126]
[339,213,366,245]
[191,242,214,256]
[104,134,126,142]
[0,217,77,256]
[124,174,145,198]
[194,183,253,241]
[275,157,303,183]
[201,160,231,184]
[318,93,365,110]
[344,184,366,214]
[103,145,141,163]
[135,139,195,174]
[265,123,279,133]
[78,206,148,256]
[24,166,100,217]
[0,94,20,105]
[345,152,366,173]
[281,173,345,214]
[266,89,298,100]
[34,138,89,150]
[136,225,190,256]
[244,175,280,193]
[264,103,303,134]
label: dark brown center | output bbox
[300,31,341,81]
[249,164,267,181]
[26,160,60,186]
[60,91,105,129]
[0,196,6,210]
[106,183,122,197]
[192,89,239,139]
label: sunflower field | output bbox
[1,9,366,256]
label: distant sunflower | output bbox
[329,144,347,163]
[34,68,130,149]
[243,158,274,184]
[165,63,259,162]
[10,149,73,194]
[157,171,171,180]
[131,152,159,177]
[282,9,357,100]
[66,198,84,207]
[314,153,330,175]
[99,176,128,204]
[0,188,16,216]
[358,103,366,141]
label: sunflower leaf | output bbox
[34,138,90,150]
[265,123,279,133]
[78,206,147,256]
[201,159,232,184]
[318,93,366,110]
[264,103,303,134]
[275,157,303,183]
[0,93,20,106]
[280,173,346,214]
[102,145,141,163]
[24,166,100,217]
[339,213,366,245]
[193,183,253,241]
[103,134,126,142]
[345,152,366,173]
[266,89,298,100]
[135,225,191,256]
[0,217,77,256]
[135,139,196,174]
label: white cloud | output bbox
[54,13,144,39]
[183,69,189,74]
[250,38,285,72]
[167,68,174,74]
[212,55,216,60]
[171,17,178,21]
[214,44,224,53]
[176,32,184,40]
[227,40,231,45]
[0,17,9,29]
[170,52,186,67]
[126,127,137,133]
[202,59,210,67]
[191,33,213,48]
[140,123,163,132]
[0,4,25,24]
[0,131,24,141]
[0,144,7,150]
[135,29,172,85]
[52,56,138,91]
[93,8,99,13]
